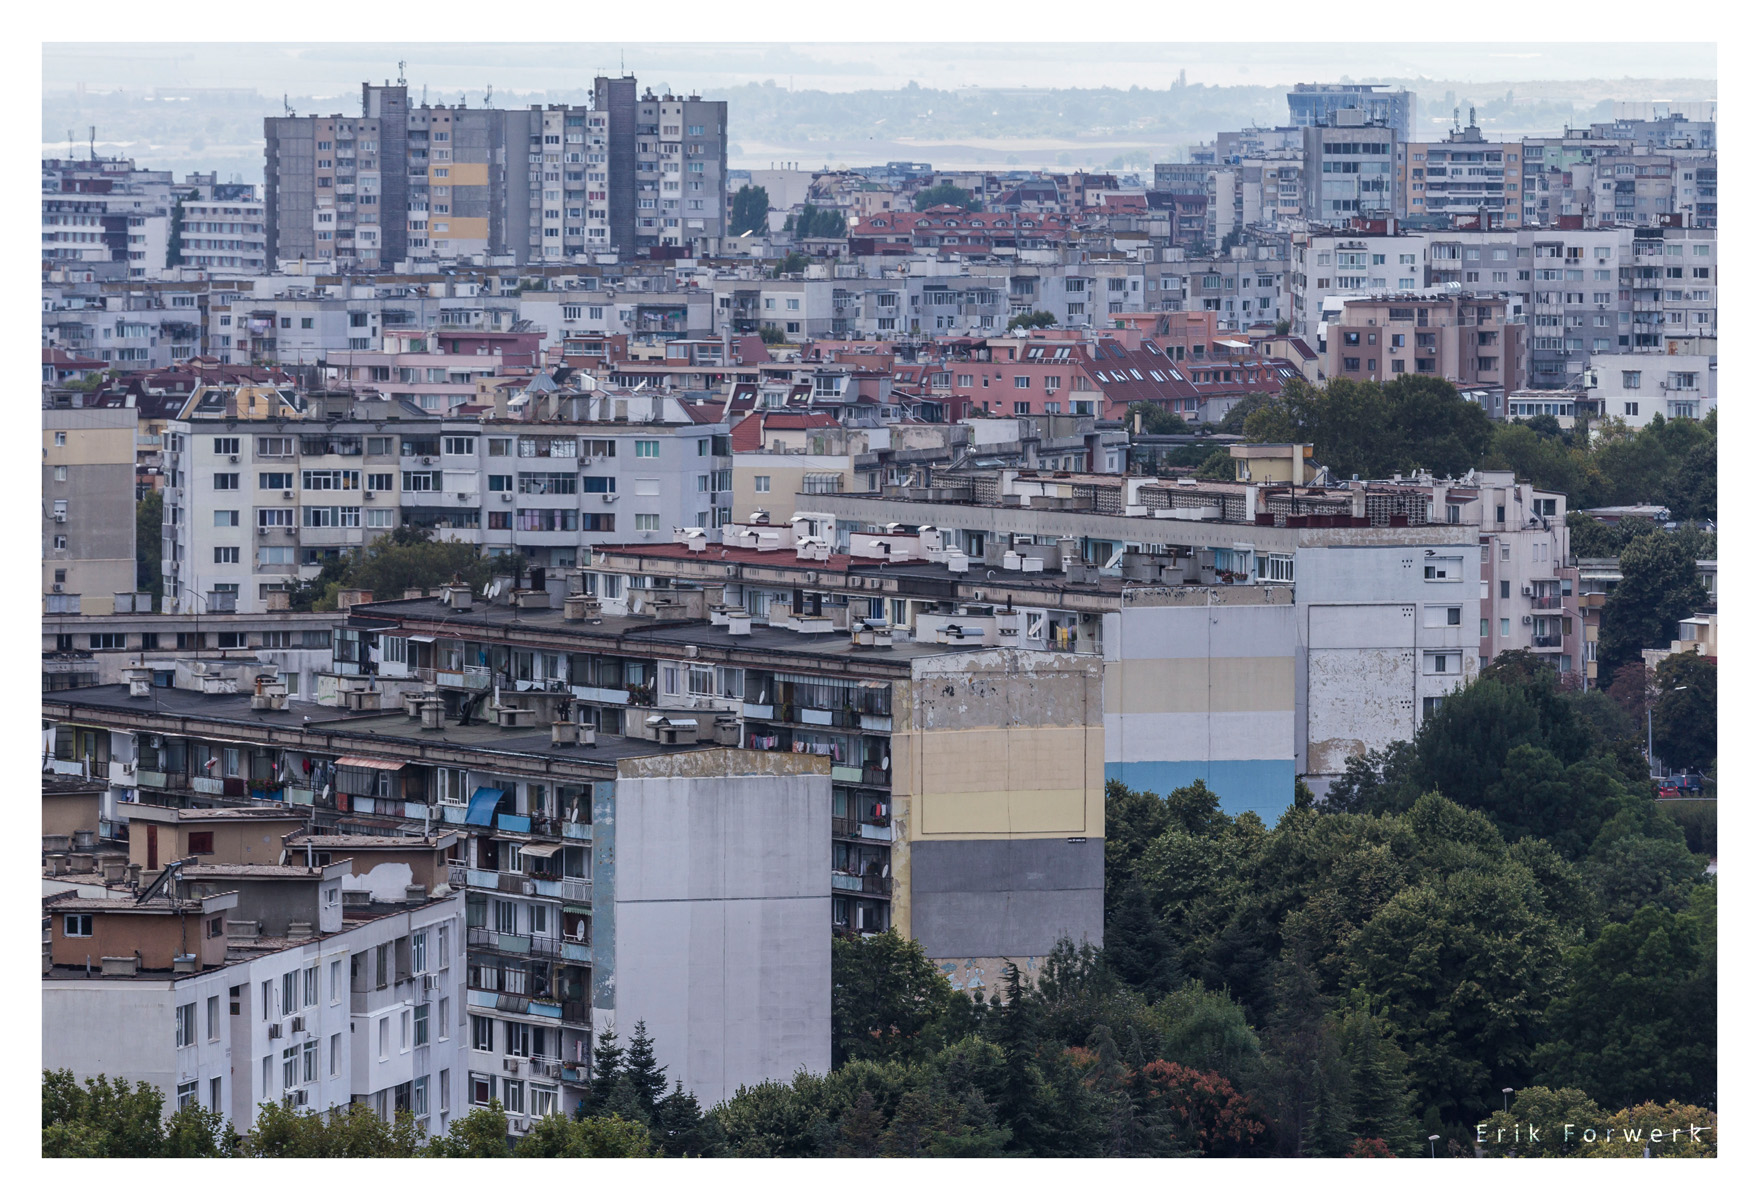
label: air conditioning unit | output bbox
[1521,615,1533,625]
[521,880,537,896]
[502,1057,522,1075]
[54,513,67,523]
[1521,585,1533,596]
[287,1088,307,1106]
[509,1115,530,1134]
[457,492,470,501]
[421,973,439,993]
[421,456,434,465]
[290,1015,305,1033]
[283,491,293,499]
[268,1023,283,1040]
[364,491,375,500]
[601,494,616,504]
[500,492,512,503]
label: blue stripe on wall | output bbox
[1106,759,1295,823]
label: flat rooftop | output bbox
[43,685,732,767]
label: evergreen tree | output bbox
[622,1020,668,1117]
[588,1026,625,1112]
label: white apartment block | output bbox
[1588,353,1716,424]
[43,884,466,1137]
[160,392,731,614]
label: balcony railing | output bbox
[832,872,892,896]
[1531,634,1563,648]
[1529,593,1562,609]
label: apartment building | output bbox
[175,189,268,273]
[1302,121,1400,221]
[44,660,834,1112]
[796,462,1478,798]
[42,609,341,698]
[158,385,731,615]
[44,407,137,617]
[340,563,1105,989]
[1325,292,1524,392]
[265,77,727,270]
[1289,225,1430,338]
[1587,352,1716,423]
[1519,133,1621,225]
[42,862,466,1136]
[1403,122,1522,225]
[1287,83,1413,142]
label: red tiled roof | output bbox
[729,410,842,452]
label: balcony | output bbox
[1531,634,1563,649]
[435,667,493,691]
[1529,593,1562,609]
[466,988,568,1021]
[832,871,892,896]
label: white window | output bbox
[753,475,771,493]
[303,965,318,1008]
[175,1002,197,1048]
[177,1082,197,1111]
[379,1016,390,1060]
[330,1032,342,1076]
[207,995,220,1041]
[330,959,341,1003]
[411,931,427,974]
[1423,556,1463,582]
[63,914,92,937]
[634,513,659,532]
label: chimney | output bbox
[420,699,447,730]
[127,863,142,891]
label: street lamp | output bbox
[1429,1133,1441,1158]
[1502,1087,1514,1111]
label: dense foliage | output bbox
[730,184,769,237]
[287,525,526,612]
[1241,376,1494,480]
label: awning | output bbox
[465,787,505,826]
[407,635,437,644]
[521,843,563,859]
[336,756,407,771]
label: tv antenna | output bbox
[283,93,294,117]
[397,60,407,86]
[484,83,493,108]
[88,126,96,160]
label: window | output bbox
[284,1045,299,1089]
[207,995,221,1041]
[330,1032,342,1076]
[471,1015,494,1051]
[177,1082,198,1111]
[753,475,771,493]
[214,546,240,564]
[262,1056,272,1099]
[379,1016,390,1060]
[502,1077,524,1114]
[176,1002,197,1047]
[635,513,659,532]
[63,913,93,938]
[634,440,660,458]
[1480,618,1490,638]
[411,931,427,974]
[439,997,450,1040]
[214,510,239,527]
[1500,617,1511,637]
[210,1077,222,1113]
[415,1003,430,1047]
[186,831,214,855]
[330,959,341,1003]
[213,473,238,490]
[303,965,318,1008]
[443,436,476,456]
[282,970,298,1016]
[401,1010,411,1052]
[1423,556,1462,582]
[1500,580,1511,599]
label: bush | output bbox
[1659,798,1716,856]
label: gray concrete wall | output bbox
[607,751,830,1106]
[907,836,1104,961]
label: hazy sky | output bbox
[44,42,1716,97]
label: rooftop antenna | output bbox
[67,129,74,159]
[484,83,493,108]
[88,125,95,161]
[283,93,293,117]
[397,60,407,86]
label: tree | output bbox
[653,1082,719,1157]
[42,1071,174,1158]
[730,184,770,236]
[793,203,847,239]
[1135,1060,1267,1156]
[1343,849,1566,1128]
[1126,401,1186,435]
[1578,1100,1717,1158]
[135,491,163,605]
[771,251,808,278]
[1194,449,1236,481]
[1596,530,1709,680]
[424,1100,513,1156]
[1533,900,1715,1110]
[913,184,979,212]
[1274,320,1291,336]
[1474,1086,1607,1158]
[1006,309,1056,332]
[515,1112,654,1157]
[1650,652,1715,770]
[1379,375,1493,478]
[832,930,954,1067]
[588,1026,625,1112]
[622,1020,669,1117]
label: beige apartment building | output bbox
[1326,292,1525,392]
[44,406,138,616]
